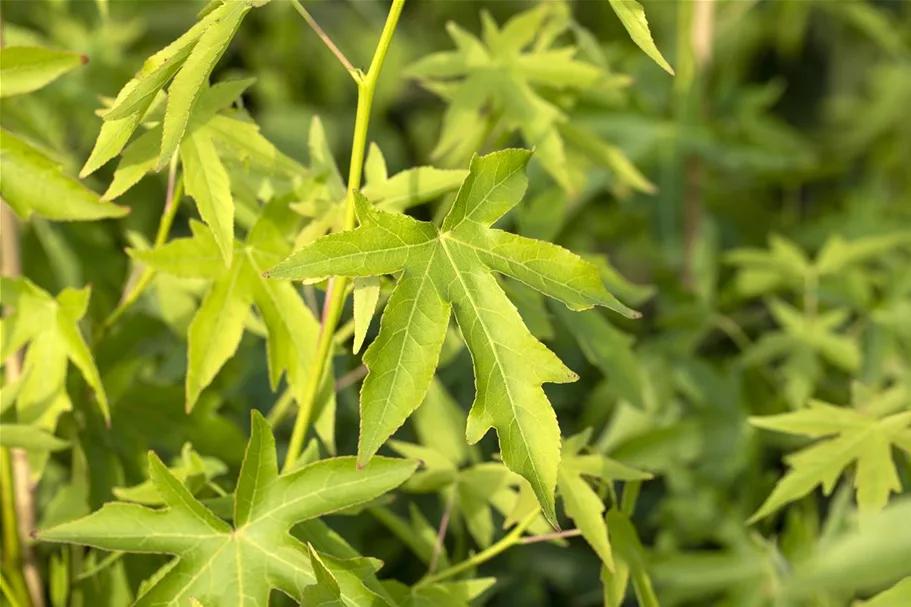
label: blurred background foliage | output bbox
[1,0,910,605]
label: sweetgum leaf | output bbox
[81,1,263,176]
[37,411,417,607]
[130,201,319,412]
[407,6,613,189]
[0,277,110,424]
[749,384,911,522]
[158,1,252,169]
[0,46,87,98]
[267,149,637,524]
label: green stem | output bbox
[282,0,406,472]
[418,509,538,586]
[0,449,29,607]
[0,572,24,607]
[98,160,183,337]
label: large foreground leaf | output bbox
[38,411,417,606]
[267,149,637,523]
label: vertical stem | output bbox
[98,157,182,336]
[1,201,42,607]
[283,0,406,472]
[681,0,715,289]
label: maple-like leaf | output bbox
[130,200,319,412]
[748,383,911,523]
[81,0,269,177]
[407,6,614,190]
[37,411,417,606]
[266,149,637,523]
[0,278,109,432]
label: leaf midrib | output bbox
[436,234,545,498]
[362,245,439,455]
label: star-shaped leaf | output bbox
[748,383,911,523]
[0,278,109,426]
[130,200,319,412]
[407,6,614,190]
[266,149,637,523]
[37,411,418,607]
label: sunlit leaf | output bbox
[267,149,637,524]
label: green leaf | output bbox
[37,411,417,607]
[353,276,381,354]
[387,578,497,607]
[0,129,128,221]
[158,1,252,169]
[607,0,674,75]
[789,498,911,595]
[815,231,911,276]
[855,578,911,607]
[554,305,644,408]
[557,433,651,570]
[267,150,637,524]
[132,203,319,412]
[408,8,617,189]
[303,544,345,606]
[361,152,469,213]
[0,46,87,98]
[0,278,110,424]
[180,124,235,266]
[113,443,227,505]
[604,509,660,607]
[0,424,70,451]
[748,385,911,522]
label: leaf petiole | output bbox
[418,508,540,586]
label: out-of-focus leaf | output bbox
[0,46,86,98]
[0,129,128,221]
[607,0,674,74]
[749,385,911,522]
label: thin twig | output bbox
[335,365,367,392]
[682,0,715,290]
[429,493,455,573]
[98,157,182,336]
[419,508,539,586]
[290,0,357,76]
[2,201,45,607]
[520,529,582,545]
